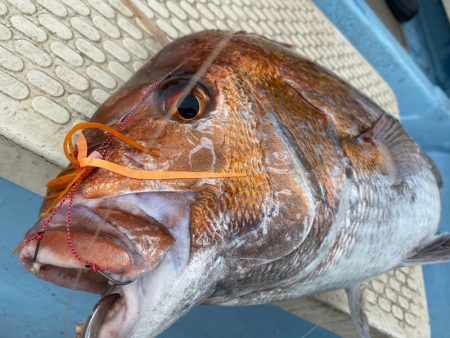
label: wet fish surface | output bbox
[17,31,448,338]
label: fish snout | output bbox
[18,202,175,294]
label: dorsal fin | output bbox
[402,233,450,266]
[240,32,295,49]
[361,114,425,182]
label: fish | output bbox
[16,30,448,338]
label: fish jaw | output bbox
[88,192,225,338]
[18,196,177,288]
[18,191,223,337]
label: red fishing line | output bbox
[65,179,103,271]
[24,73,173,273]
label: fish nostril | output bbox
[122,153,147,169]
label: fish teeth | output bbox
[30,262,41,275]
[75,322,85,338]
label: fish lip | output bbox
[20,188,195,266]
[75,287,133,338]
[19,203,140,258]
[78,293,123,338]
[17,206,141,292]
[18,227,135,293]
[91,283,134,338]
[20,255,110,293]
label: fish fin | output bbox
[402,233,450,266]
[236,31,295,49]
[346,285,371,338]
[360,114,424,182]
[422,152,443,189]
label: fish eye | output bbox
[159,79,210,122]
[176,94,200,120]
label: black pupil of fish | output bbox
[177,94,200,119]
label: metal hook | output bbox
[29,231,45,275]
[96,270,133,286]
[32,231,45,263]
[85,264,133,285]
[82,293,121,338]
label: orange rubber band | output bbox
[63,122,159,166]
[42,122,246,218]
[76,131,245,179]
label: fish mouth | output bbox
[18,191,195,337]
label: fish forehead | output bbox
[84,29,380,142]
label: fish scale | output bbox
[195,76,271,244]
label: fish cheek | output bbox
[188,117,268,248]
[184,123,228,172]
[188,147,215,172]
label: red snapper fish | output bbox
[17,31,447,338]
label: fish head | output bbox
[17,31,318,337]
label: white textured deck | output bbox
[0,0,428,337]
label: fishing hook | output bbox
[85,264,133,285]
[32,231,45,263]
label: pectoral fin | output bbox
[346,285,370,338]
[402,233,450,266]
